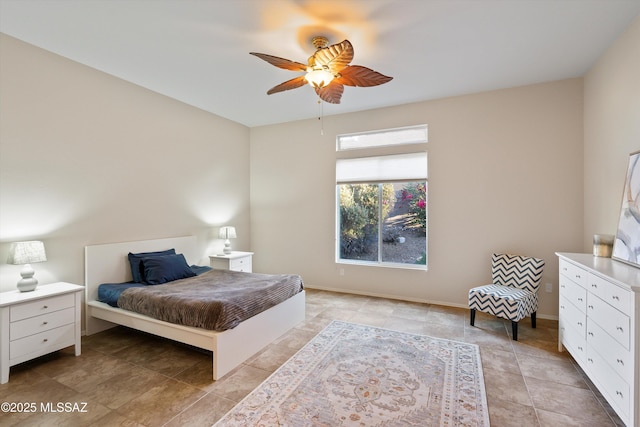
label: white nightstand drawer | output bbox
[10,324,75,360]
[587,319,632,380]
[10,307,75,341]
[10,293,74,322]
[229,257,252,272]
[587,293,630,350]
[587,273,632,316]
[559,259,587,287]
[559,274,587,312]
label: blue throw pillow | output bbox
[141,253,196,285]
[128,249,176,283]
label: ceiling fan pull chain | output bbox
[318,98,324,135]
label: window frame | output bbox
[335,125,428,270]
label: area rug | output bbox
[214,321,489,426]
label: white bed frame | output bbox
[84,236,305,380]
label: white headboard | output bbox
[84,236,198,333]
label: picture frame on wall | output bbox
[612,150,640,268]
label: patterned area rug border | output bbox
[215,321,489,426]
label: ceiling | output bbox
[1,0,639,128]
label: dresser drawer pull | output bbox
[577,322,583,326]
[578,346,584,351]
[43,321,48,325]
[43,338,48,343]
[587,357,592,362]
[617,359,624,366]
[560,305,565,309]
[616,391,624,398]
[588,305,594,309]
[612,295,620,301]
[577,297,583,302]
[591,283,598,288]
[616,326,624,332]
[575,274,581,279]
[43,305,48,309]
[588,332,594,336]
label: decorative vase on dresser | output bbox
[556,253,640,426]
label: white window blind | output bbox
[337,125,428,151]
[336,153,428,184]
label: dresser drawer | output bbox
[587,273,632,316]
[587,293,630,350]
[10,293,74,322]
[586,319,632,381]
[9,324,75,360]
[229,257,252,272]
[559,275,587,312]
[559,259,587,287]
[586,345,630,419]
[561,318,586,363]
[559,296,586,337]
[10,307,75,341]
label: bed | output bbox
[84,236,305,380]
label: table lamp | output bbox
[218,226,236,255]
[7,241,47,292]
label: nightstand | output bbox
[209,251,253,272]
[0,282,83,384]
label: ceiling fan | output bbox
[250,36,393,104]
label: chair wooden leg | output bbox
[511,321,518,341]
[470,309,476,326]
[531,311,537,329]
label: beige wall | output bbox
[584,16,640,249]
[250,78,584,318]
[0,34,251,293]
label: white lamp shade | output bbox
[218,226,237,240]
[7,241,47,265]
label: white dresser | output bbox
[0,282,83,384]
[209,251,253,272]
[557,253,640,426]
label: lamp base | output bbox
[223,240,232,255]
[17,264,38,292]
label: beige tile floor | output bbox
[0,289,625,426]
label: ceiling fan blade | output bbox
[266,76,308,95]
[250,52,307,72]
[335,65,393,87]
[315,82,344,104]
[312,40,354,74]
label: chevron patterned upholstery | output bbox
[469,253,545,340]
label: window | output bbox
[336,126,428,268]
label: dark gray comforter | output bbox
[117,269,303,331]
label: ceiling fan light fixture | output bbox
[304,68,334,88]
[250,38,392,104]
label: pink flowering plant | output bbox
[401,182,427,229]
